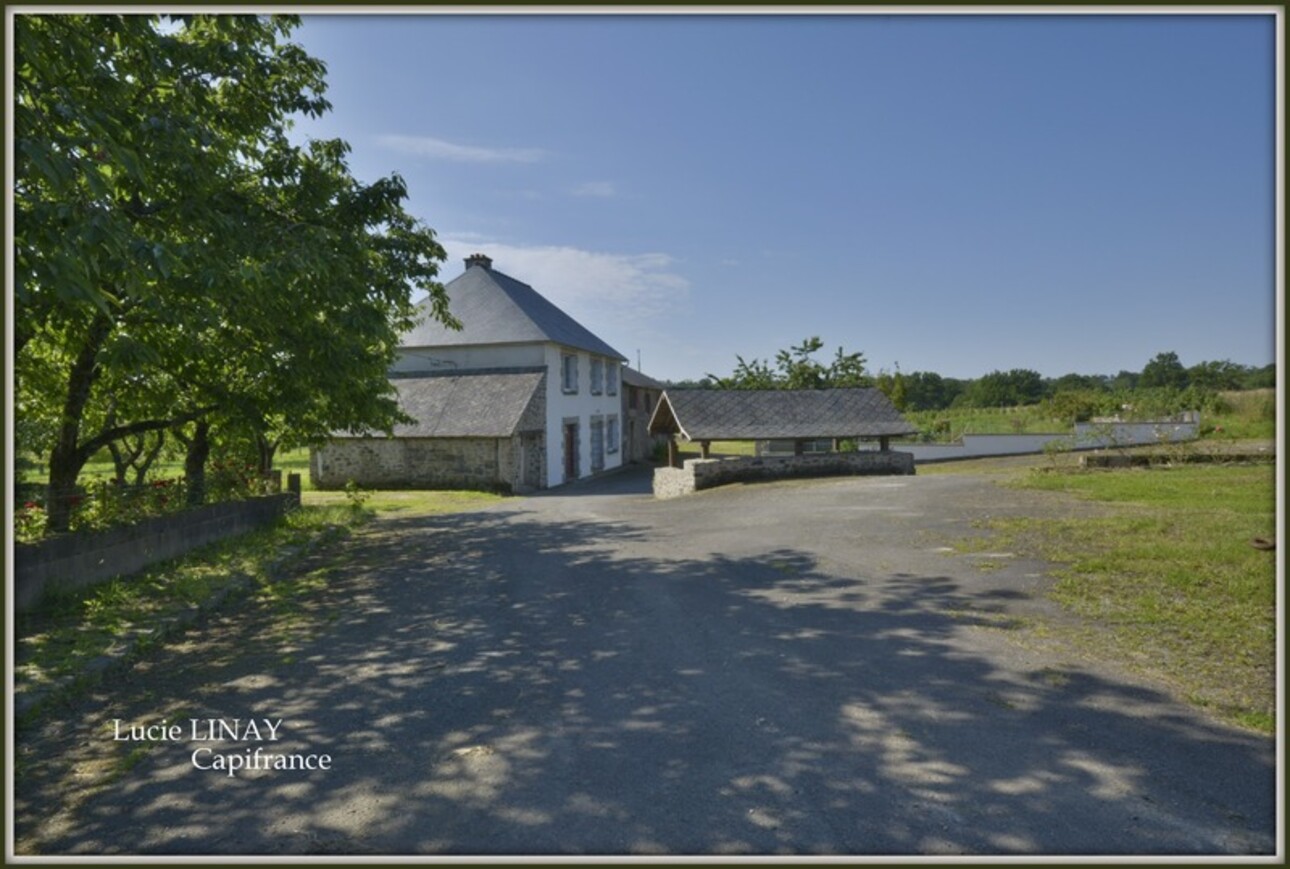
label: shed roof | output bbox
[401,261,625,361]
[622,366,667,391]
[648,388,917,441]
[335,371,545,439]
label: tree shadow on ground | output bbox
[15,505,1276,856]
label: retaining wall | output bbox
[14,493,299,613]
[654,451,915,499]
[902,420,1200,464]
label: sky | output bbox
[288,11,1278,385]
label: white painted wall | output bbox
[902,420,1200,463]
[393,342,545,374]
[542,344,624,488]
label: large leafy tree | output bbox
[962,368,1045,408]
[709,337,871,390]
[1139,351,1189,391]
[15,14,455,531]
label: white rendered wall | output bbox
[543,344,624,488]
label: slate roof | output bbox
[402,263,626,361]
[622,366,667,391]
[648,388,918,441]
[334,371,545,438]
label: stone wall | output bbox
[311,437,518,491]
[653,451,915,499]
[14,493,298,613]
[516,431,546,492]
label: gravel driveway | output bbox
[14,467,1276,856]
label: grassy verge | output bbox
[14,504,365,721]
[15,484,506,716]
[674,439,757,459]
[303,487,506,517]
[967,463,1276,732]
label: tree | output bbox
[1186,359,1244,392]
[710,337,870,390]
[1139,351,1189,390]
[1048,372,1109,395]
[15,14,454,530]
[962,369,1045,408]
[899,371,964,411]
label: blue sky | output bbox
[290,11,1277,384]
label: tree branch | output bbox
[77,404,219,464]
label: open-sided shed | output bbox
[648,388,917,464]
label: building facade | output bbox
[311,254,627,492]
[622,367,667,464]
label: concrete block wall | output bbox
[14,493,298,613]
[654,451,915,499]
[904,419,1200,464]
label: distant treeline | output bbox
[669,346,1275,416]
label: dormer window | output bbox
[562,353,579,393]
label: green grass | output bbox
[904,406,1064,441]
[979,464,1276,731]
[1205,389,1277,440]
[675,439,758,459]
[14,505,364,713]
[303,487,505,518]
[902,387,1276,444]
[14,478,504,730]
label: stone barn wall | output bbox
[654,451,915,499]
[312,437,522,492]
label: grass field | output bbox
[903,388,1275,443]
[964,462,1277,732]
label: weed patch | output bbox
[981,465,1276,731]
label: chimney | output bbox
[465,253,492,271]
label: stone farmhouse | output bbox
[310,254,636,493]
[622,366,667,464]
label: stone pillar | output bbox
[667,437,678,468]
[700,441,711,459]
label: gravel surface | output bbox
[14,465,1276,856]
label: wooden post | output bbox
[700,441,711,459]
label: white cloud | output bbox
[571,181,617,198]
[376,134,547,164]
[438,237,691,339]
